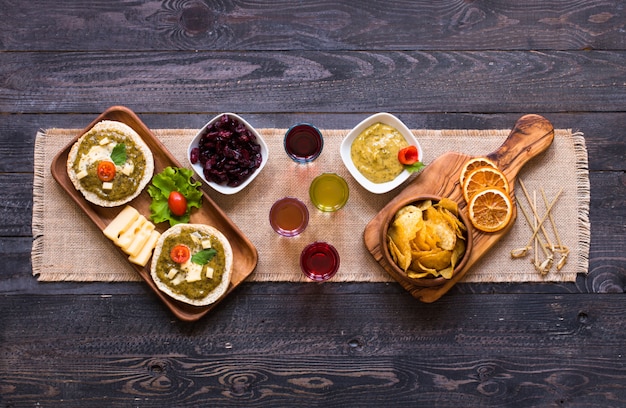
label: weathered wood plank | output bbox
[0,173,32,236]
[2,51,625,114]
[1,293,625,406]
[1,0,624,52]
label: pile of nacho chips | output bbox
[387,198,467,279]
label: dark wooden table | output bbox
[2,1,625,407]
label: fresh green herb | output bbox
[148,166,203,226]
[110,143,127,166]
[191,248,217,265]
[404,161,425,173]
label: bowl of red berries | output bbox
[188,113,269,195]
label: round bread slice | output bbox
[66,120,154,207]
[150,224,233,307]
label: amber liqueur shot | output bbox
[300,242,340,281]
[284,124,323,163]
[269,197,309,237]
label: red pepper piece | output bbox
[398,146,419,165]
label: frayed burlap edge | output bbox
[31,131,46,280]
[572,132,590,275]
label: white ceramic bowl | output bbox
[340,112,423,194]
[188,113,269,195]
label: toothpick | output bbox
[541,188,569,271]
[519,180,556,252]
[513,198,550,259]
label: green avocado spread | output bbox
[71,128,147,201]
[155,230,226,300]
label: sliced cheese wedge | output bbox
[117,216,146,250]
[103,206,140,241]
[128,229,161,267]
[124,221,156,257]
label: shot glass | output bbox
[284,123,323,163]
[269,197,309,237]
[300,241,340,281]
[309,173,349,212]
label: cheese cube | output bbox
[201,239,212,249]
[99,137,110,145]
[76,170,88,180]
[121,162,134,176]
[166,268,178,280]
[102,182,113,190]
[183,260,204,282]
[116,216,146,250]
[123,221,156,257]
[170,274,184,286]
[103,206,139,241]
[205,266,214,279]
[128,230,160,267]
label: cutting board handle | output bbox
[487,114,554,181]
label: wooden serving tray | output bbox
[50,106,258,321]
[364,114,555,302]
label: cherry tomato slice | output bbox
[168,191,188,217]
[398,146,419,165]
[170,244,191,264]
[97,161,116,182]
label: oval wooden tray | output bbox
[364,114,555,303]
[50,106,258,321]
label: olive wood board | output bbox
[364,114,555,303]
[50,106,258,322]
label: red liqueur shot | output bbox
[300,242,340,282]
[284,123,323,163]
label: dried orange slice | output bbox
[468,188,513,232]
[459,157,497,186]
[462,166,510,203]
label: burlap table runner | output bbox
[32,128,589,283]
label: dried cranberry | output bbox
[190,147,199,164]
[193,114,263,187]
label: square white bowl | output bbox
[340,112,423,194]
[188,113,269,195]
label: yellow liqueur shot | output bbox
[309,173,349,212]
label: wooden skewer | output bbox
[541,188,569,271]
[513,183,561,257]
[512,199,550,259]
[520,180,556,252]
[533,192,542,273]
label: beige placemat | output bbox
[32,128,589,283]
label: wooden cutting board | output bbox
[363,114,555,302]
[51,106,258,321]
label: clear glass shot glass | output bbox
[300,241,340,281]
[284,123,324,163]
[309,173,349,212]
[269,197,309,237]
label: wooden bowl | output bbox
[380,195,473,287]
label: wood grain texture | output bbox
[1,293,625,407]
[364,115,555,302]
[1,0,624,52]
[49,106,258,321]
[2,0,626,405]
[1,50,625,114]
